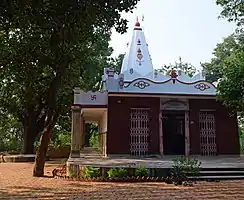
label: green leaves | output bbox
[171,156,201,183]
[202,33,243,82]
[157,57,196,77]
[216,0,244,28]
[202,31,244,115]
[110,54,125,73]
[0,0,140,154]
[202,0,244,124]
[217,48,244,115]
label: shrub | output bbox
[84,167,101,178]
[107,168,128,178]
[171,156,201,183]
[89,131,99,149]
[69,168,79,178]
[51,131,71,149]
[0,118,24,153]
[135,166,149,177]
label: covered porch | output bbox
[69,89,108,158]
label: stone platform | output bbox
[0,154,36,163]
[0,154,52,163]
[66,155,244,179]
[67,155,244,169]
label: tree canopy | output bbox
[203,36,244,115]
[209,0,244,115]
[202,33,243,83]
[156,57,196,77]
[110,53,125,73]
[0,0,140,176]
[216,0,244,28]
[217,47,244,115]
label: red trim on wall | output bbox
[134,27,142,30]
[72,104,107,109]
[123,78,217,89]
[108,92,216,98]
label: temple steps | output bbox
[80,147,103,158]
[188,168,244,180]
[149,167,244,180]
[190,175,244,180]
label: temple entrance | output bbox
[162,111,185,155]
[81,108,107,157]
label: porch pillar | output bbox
[159,111,164,156]
[70,106,82,158]
[185,111,190,156]
[80,115,85,149]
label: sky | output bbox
[109,0,237,70]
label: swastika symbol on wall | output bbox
[91,95,96,100]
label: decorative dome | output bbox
[120,18,154,80]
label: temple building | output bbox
[69,19,240,159]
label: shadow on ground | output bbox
[0,183,188,200]
[1,162,244,200]
[1,180,244,200]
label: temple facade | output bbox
[69,19,240,159]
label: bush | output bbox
[69,169,79,178]
[135,166,149,177]
[107,168,128,178]
[171,156,201,183]
[0,115,23,152]
[89,131,99,149]
[51,131,71,149]
[84,167,101,178]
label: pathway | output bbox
[0,162,244,200]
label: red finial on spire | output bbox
[134,16,142,30]
[135,16,140,27]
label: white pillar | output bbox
[70,106,82,158]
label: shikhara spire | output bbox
[120,17,154,79]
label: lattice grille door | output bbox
[199,112,217,156]
[130,108,150,156]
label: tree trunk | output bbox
[23,126,38,154]
[22,105,46,154]
[33,128,52,177]
[32,59,63,177]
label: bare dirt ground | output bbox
[0,162,244,200]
